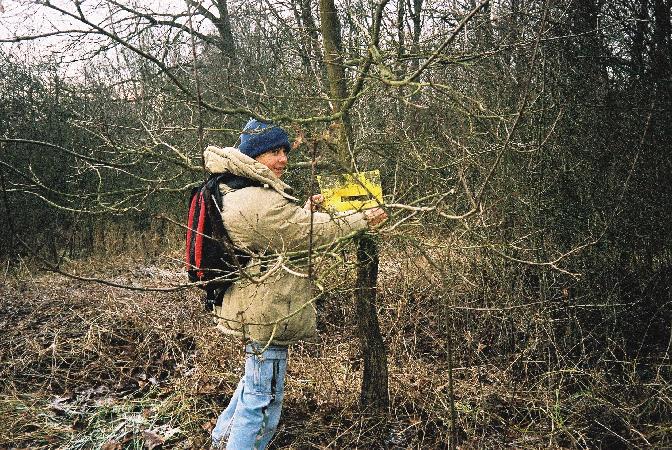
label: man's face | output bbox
[255,147,288,178]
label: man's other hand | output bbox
[363,207,388,228]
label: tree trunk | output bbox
[571,0,606,80]
[318,0,390,412]
[290,0,311,70]
[318,0,353,165]
[395,0,406,119]
[652,0,672,81]
[301,0,321,45]
[0,164,16,260]
[290,0,322,73]
[355,235,390,409]
[409,0,423,101]
[632,0,649,80]
[212,0,236,57]
[410,0,423,75]
[397,0,405,61]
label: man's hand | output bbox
[363,207,388,228]
[303,194,324,212]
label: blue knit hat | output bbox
[238,119,291,159]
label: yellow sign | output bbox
[317,170,383,212]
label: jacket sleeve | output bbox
[224,188,368,254]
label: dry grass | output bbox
[0,240,670,449]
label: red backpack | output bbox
[185,173,261,311]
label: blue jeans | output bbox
[212,343,288,450]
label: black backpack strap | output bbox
[204,286,226,312]
[206,173,262,209]
[218,173,263,190]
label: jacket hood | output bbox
[203,145,297,201]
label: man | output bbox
[205,119,387,449]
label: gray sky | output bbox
[0,0,204,80]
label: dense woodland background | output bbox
[1,0,671,448]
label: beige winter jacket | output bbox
[203,146,368,346]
